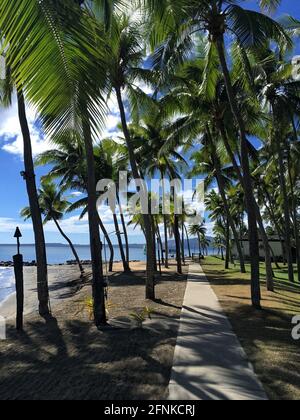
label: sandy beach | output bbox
[0,261,187,400]
[0,265,90,320]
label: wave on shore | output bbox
[0,267,15,304]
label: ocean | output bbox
[0,267,15,304]
[0,244,216,305]
[0,244,147,265]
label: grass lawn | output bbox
[201,256,300,401]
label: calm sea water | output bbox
[0,267,15,304]
[0,244,147,265]
[0,244,215,304]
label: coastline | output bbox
[0,265,88,321]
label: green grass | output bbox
[202,256,300,400]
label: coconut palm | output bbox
[188,223,207,257]
[0,0,110,325]
[21,181,84,276]
[129,108,188,271]
[101,15,163,298]
[0,62,50,316]
[253,48,300,283]
[144,0,292,307]
[35,136,116,273]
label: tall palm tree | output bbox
[0,0,110,325]
[144,0,291,307]
[254,49,300,283]
[103,15,160,298]
[21,181,84,275]
[0,63,50,316]
[129,109,188,270]
[189,223,207,257]
[36,136,115,273]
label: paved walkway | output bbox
[168,263,267,401]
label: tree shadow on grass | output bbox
[215,301,300,400]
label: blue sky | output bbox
[0,0,299,245]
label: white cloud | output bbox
[0,95,52,157]
[71,191,83,197]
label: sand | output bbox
[0,265,88,320]
[0,261,188,400]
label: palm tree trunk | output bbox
[287,153,300,283]
[17,90,50,316]
[162,177,169,268]
[263,194,285,267]
[151,216,158,271]
[184,224,192,258]
[218,123,274,289]
[53,218,84,275]
[117,192,130,265]
[208,126,246,273]
[81,103,106,327]
[273,126,294,283]
[97,215,114,272]
[113,213,130,272]
[213,40,261,309]
[156,223,165,264]
[116,86,155,299]
[181,220,186,266]
[174,215,182,274]
[225,219,230,270]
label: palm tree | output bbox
[129,109,188,270]
[145,0,291,307]
[189,223,207,258]
[213,222,227,261]
[102,15,161,298]
[0,0,110,325]
[36,136,115,273]
[21,181,84,276]
[253,49,300,283]
[0,63,50,316]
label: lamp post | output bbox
[13,227,24,331]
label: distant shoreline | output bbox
[0,259,144,267]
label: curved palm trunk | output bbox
[97,214,114,272]
[53,217,84,275]
[17,91,50,316]
[274,126,294,283]
[174,215,182,274]
[116,87,155,299]
[117,192,130,265]
[113,213,130,272]
[181,220,186,266]
[219,123,274,289]
[184,224,192,258]
[163,216,169,268]
[81,104,106,327]
[156,223,165,265]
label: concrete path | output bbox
[168,263,267,401]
